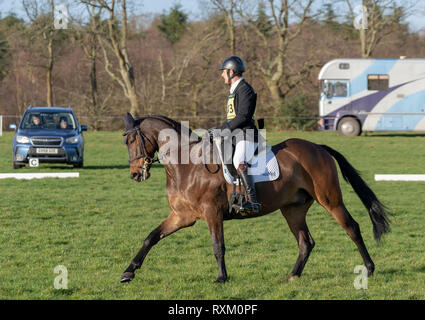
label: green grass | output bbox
[0,130,424,299]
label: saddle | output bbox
[213,136,280,215]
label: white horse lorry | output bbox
[317,58,425,136]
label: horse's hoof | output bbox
[366,263,375,277]
[120,272,135,283]
[286,274,298,281]
[215,277,227,284]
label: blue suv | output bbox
[11,106,87,169]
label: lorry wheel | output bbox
[337,117,361,136]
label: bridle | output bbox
[123,126,159,176]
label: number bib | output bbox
[226,93,236,120]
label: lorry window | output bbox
[368,74,389,91]
[322,80,348,98]
[333,81,348,97]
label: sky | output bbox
[142,0,204,16]
[0,0,424,32]
[0,0,206,19]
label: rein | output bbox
[124,122,220,175]
[204,136,220,174]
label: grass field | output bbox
[0,129,424,300]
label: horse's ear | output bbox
[124,113,135,130]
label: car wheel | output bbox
[13,162,24,169]
[73,161,83,168]
[337,117,361,136]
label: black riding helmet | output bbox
[220,56,245,81]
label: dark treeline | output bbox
[0,0,424,130]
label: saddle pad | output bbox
[216,141,280,185]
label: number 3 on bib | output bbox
[226,94,236,120]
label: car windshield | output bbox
[21,112,76,130]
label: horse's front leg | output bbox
[206,213,228,283]
[120,211,195,283]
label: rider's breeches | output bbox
[233,140,258,170]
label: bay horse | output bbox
[120,113,391,283]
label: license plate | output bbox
[36,148,58,154]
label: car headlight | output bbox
[16,135,30,144]
[66,135,80,144]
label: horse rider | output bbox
[210,56,260,214]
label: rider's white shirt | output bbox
[230,78,244,94]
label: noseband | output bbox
[123,127,159,172]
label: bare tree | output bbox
[84,0,140,116]
[82,3,100,116]
[236,0,319,108]
[182,26,225,122]
[345,0,416,58]
[71,1,112,129]
[22,0,59,106]
[210,0,236,55]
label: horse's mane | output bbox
[135,115,201,142]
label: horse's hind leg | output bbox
[281,199,315,281]
[321,202,375,277]
[205,212,228,283]
[120,211,196,283]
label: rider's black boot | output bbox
[236,163,260,214]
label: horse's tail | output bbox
[320,144,391,242]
